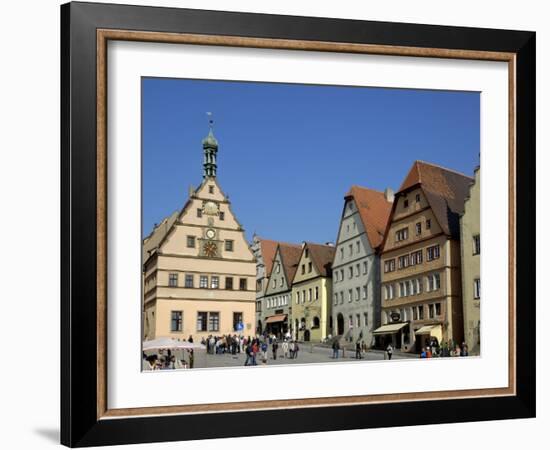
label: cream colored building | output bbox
[142,125,256,341]
[377,161,472,352]
[460,167,480,353]
[291,242,336,342]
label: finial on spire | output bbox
[202,112,218,178]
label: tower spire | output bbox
[202,112,218,178]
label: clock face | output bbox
[202,201,219,216]
[206,228,215,239]
[203,241,218,257]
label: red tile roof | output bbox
[305,242,336,277]
[278,243,303,284]
[256,238,279,277]
[345,186,393,250]
[398,160,474,238]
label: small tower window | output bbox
[197,208,202,218]
[208,185,214,194]
[219,211,225,221]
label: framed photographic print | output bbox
[61,1,536,447]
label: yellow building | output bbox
[377,161,472,352]
[460,167,480,353]
[142,123,256,341]
[291,242,336,342]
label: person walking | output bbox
[272,339,279,360]
[332,339,340,359]
[293,341,299,359]
[355,341,362,359]
[261,341,268,363]
[289,341,295,359]
[188,349,194,369]
[386,344,393,360]
[282,340,289,358]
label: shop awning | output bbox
[265,314,287,324]
[373,322,408,335]
[415,324,443,341]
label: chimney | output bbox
[384,187,394,203]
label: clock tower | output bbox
[142,118,256,342]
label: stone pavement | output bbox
[191,344,417,369]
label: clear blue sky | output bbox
[142,78,479,244]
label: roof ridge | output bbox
[415,160,474,180]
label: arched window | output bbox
[312,317,320,328]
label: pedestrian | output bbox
[386,344,393,360]
[143,354,157,371]
[289,341,295,359]
[355,341,362,359]
[282,340,289,358]
[272,339,279,360]
[332,339,340,359]
[244,343,252,366]
[294,341,299,359]
[188,335,193,343]
[361,340,367,353]
[420,347,427,358]
[188,349,194,368]
[261,341,268,363]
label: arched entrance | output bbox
[337,313,344,336]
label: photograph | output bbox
[140,78,481,370]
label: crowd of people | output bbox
[201,333,301,366]
[142,347,195,371]
[419,340,470,358]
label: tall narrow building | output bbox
[331,186,393,347]
[291,242,336,342]
[251,236,279,335]
[142,121,256,341]
[460,167,480,353]
[377,161,472,352]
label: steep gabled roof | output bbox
[277,242,303,284]
[398,160,474,238]
[255,238,280,277]
[345,186,393,250]
[305,242,336,277]
[142,210,180,264]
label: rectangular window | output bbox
[426,245,440,261]
[429,304,435,319]
[239,278,247,291]
[416,194,421,203]
[334,293,338,306]
[340,248,344,260]
[474,278,481,299]
[426,219,431,229]
[307,288,312,302]
[355,287,360,301]
[340,292,344,304]
[434,273,441,290]
[184,274,194,288]
[356,314,361,327]
[197,312,207,331]
[413,307,418,320]
[363,261,368,274]
[225,240,234,252]
[168,273,178,287]
[396,227,408,242]
[435,303,442,316]
[362,285,367,299]
[171,311,183,332]
[364,313,368,327]
[473,235,481,255]
[356,242,360,254]
[308,262,312,273]
[398,254,409,269]
[197,208,202,218]
[208,185,214,194]
[348,289,353,302]
[233,312,243,331]
[301,264,305,275]
[404,199,409,208]
[305,248,309,258]
[208,312,220,332]
[349,244,353,256]
[418,306,424,320]
[297,292,301,304]
[416,222,422,236]
[349,266,353,279]
[302,290,306,303]
[272,279,276,288]
[199,275,208,288]
[211,276,219,289]
[219,211,225,221]
[187,236,196,248]
[226,277,234,290]
[315,286,319,300]
[355,263,360,277]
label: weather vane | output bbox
[206,111,213,129]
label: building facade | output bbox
[142,124,256,341]
[460,167,480,353]
[377,161,472,352]
[261,243,302,338]
[251,236,278,335]
[291,242,336,342]
[331,186,393,346]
